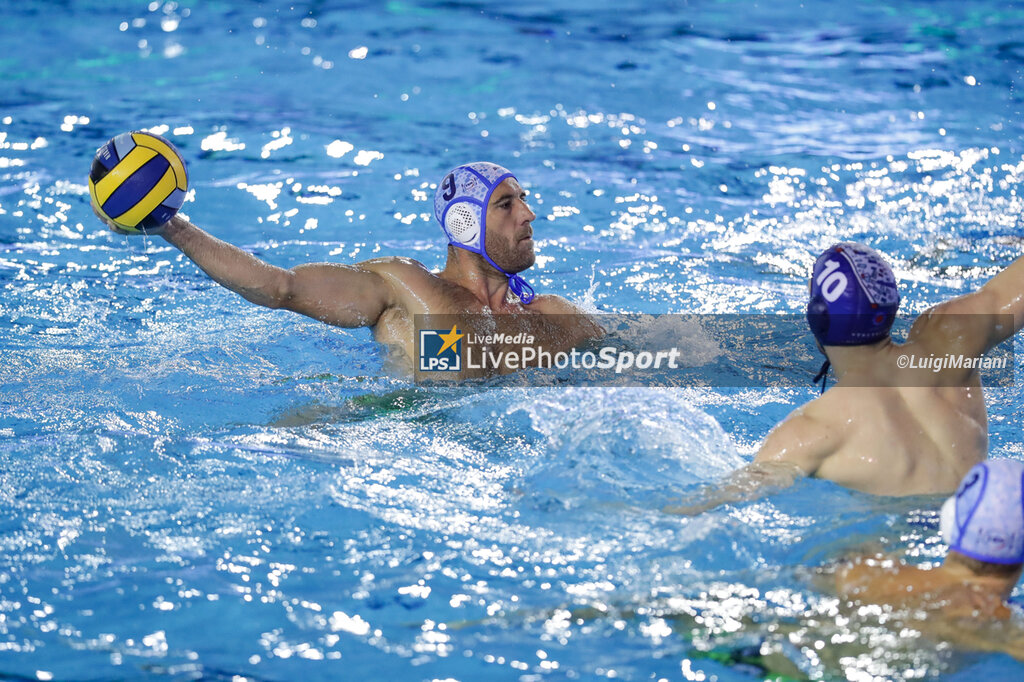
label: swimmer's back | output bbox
[801,383,987,495]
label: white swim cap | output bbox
[940,459,1024,564]
[433,162,535,303]
[434,162,513,251]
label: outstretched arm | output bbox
[663,410,835,516]
[662,460,804,516]
[93,200,396,328]
[158,216,393,327]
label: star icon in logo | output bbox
[435,325,463,356]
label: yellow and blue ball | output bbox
[88,131,188,233]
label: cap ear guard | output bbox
[443,201,481,246]
[807,294,830,344]
[939,494,957,547]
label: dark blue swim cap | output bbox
[807,242,900,346]
[433,162,534,304]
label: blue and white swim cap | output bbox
[433,162,534,304]
[940,460,1024,565]
[807,242,900,346]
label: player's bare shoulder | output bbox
[358,257,451,297]
[525,294,605,344]
[755,395,849,475]
[905,300,979,353]
[800,387,868,429]
[358,256,479,318]
[358,256,434,280]
[526,293,588,314]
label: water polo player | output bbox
[831,458,1024,657]
[667,241,1024,513]
[91,161,601,371]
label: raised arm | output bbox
[912,251,1024,356]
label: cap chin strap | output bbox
[812,358,831,394]
[479,249,535,304]
[451,241,535,304]
[507,273,535,304]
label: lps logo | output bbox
[419,326,463,371]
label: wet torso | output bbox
[805,355,988,495]
[366,258,600,374]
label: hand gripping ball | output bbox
[89,131,188,233]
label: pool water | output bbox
[3,1,1024,679]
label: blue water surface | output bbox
[3,1,1024,680]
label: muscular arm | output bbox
[662,460,804,516]
[912,251,1024,356]
[160,215,394,327]
[663,409,836,516]
[753,409,838,474]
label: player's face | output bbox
[484,178,536,274]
